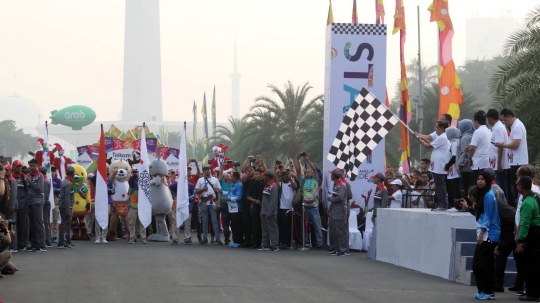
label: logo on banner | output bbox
[139,169,152,202]
[366,152,372,164]
[331,48,338,59]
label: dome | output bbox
[0,94,43,136]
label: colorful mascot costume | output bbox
[211,143,233,177]
[54,143,74,180]
[106,159,132,241]
[148,158,173,242]
[71,164,91,240]
[31,138,56,167]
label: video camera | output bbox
[2,219,14,231]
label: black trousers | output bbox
[230,212,243,244]
[251,204,262,247]
[242,200,252,245]
[461,171,473,193]
[27,204,45,249]
[278,209,292,246]
[16,207,29,249]
[508,165,520,207]
[473,241,497,294]
[191,202,202,240]
[523,226,540,297]
[446,177,461,208]
[495,231,516,286]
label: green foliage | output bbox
[0,120,40,158]
[491,6,540,162]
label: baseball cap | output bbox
[13,160,23,167]
[3,164,11,171]
[331,169,342,178]
[371,172,385,180]
[390,179,402,186]
[264,170,274,178]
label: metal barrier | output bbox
[399,188,437,209]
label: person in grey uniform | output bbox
[12,160,30,251]
[327,169,349,256]
[58,166,75,249]
[39,166,52,248]
[27,159,46,252]
[259,170,279,251]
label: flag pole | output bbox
[417,5,424,159]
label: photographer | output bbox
[0,163,5,198]
[276,162,298,249]
[0,214,14,277]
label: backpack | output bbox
[292,178,306,212]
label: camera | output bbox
[2,219,14,231]
[275,160,282,165]
[226,160,234,164]
[233,161,241,167]
[300,152,307,157]
[280,169,291,176]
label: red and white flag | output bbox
[95,124,109,229]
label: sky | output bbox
[0,0,537,126]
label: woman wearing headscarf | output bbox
[472,171,501,300]
[444,127,462,208]
[458,119,474,191]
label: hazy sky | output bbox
[0,0,537,126]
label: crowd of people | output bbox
[0,107,539,300]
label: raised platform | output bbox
[372,208,476,280]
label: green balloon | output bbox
[49,105,97,130]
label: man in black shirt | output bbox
[247,168,265,249]
[241,167,254,247]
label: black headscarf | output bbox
[475,171,493,220]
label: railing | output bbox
[398,188,437,209]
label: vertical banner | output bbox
[323,23,387,229]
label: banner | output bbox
[323,23,387,231]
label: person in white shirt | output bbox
[486,109,510,202]
[414,114,452,142]
[195,165,222,245]
[417,121,450,210]
[468,110,491,184]
[495,109,529,208]
[444,127,462,208]
[388,179,403,208]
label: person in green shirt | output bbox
[515,176,540,300]
[296,152,323,249]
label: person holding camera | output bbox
[195,165,222,245]
[276,160,298,249]
[247,168,265,249]
[0,214,14,278]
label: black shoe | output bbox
[328,250,336,254]
[57,244,65,249]
[509,283,524,292]
[225,240,230,245]
[216,239,223,245]
[199,239,208,245]
[271,246,280,251]
[493,284,505,293]
[250,245,259,249]
[25,247,33,252]
[342,252,351,256]
[337,252,346,256]
[329,251,338,256]
[516,290,526,297]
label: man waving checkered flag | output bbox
[327,87,398,180]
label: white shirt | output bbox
[470,125,491,170]
[508,119,528,166]
[447,141,460,180]
[195,176,221,198]
[279,181,295,209]
[411,190,425,208]
[111,180,129,202]
[430,131,437,141]
[390,190,402,208]
[429,133,450,174]
[490,121,510,170]
[515,184,540,226]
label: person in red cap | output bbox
[12,160,31,251]
[370,172,388,223]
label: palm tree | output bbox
[491,6,540,161]
[214,116,254,162]
[246,81,324,162]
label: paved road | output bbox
[0,241,519,303]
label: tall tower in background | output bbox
[230,37,241,119]
[122,0,163,122]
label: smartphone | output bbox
[300,152,307,157]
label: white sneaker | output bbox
[101,238,108,244]
[95,239,100,244]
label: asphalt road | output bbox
[0,241,519,303]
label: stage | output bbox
[369,208,476,281]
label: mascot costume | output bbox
[54,144,74,180]
[148,158,173,242]
[211,143,233,178]
[107,159,132,241]
[29,138,56,167]
[71,164,91,240]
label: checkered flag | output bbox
[327,88,398,180]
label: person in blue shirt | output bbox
[472,171,501,300]
[222,171,243,247]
